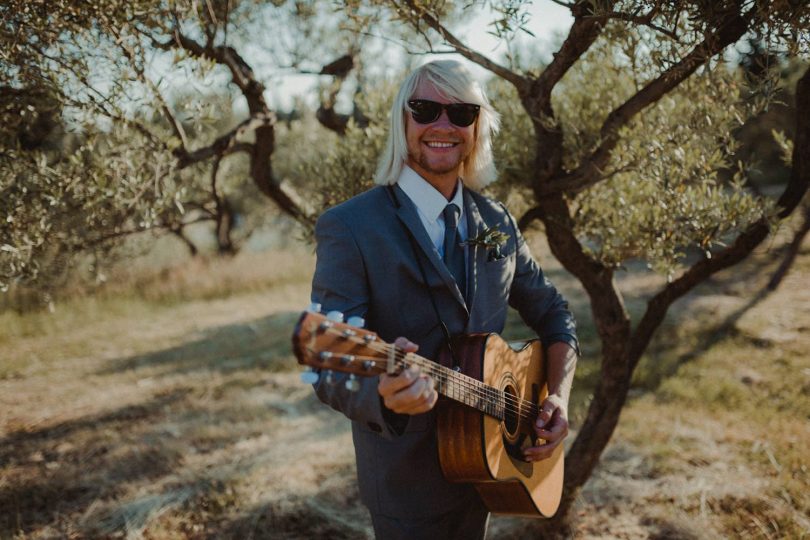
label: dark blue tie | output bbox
[443,204,466,299]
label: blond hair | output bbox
[374,60,500,190]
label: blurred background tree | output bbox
[0,0,402,297]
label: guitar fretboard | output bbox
[406,353,510,420]
[301,316,540,425]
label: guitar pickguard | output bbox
[503,431,534,477]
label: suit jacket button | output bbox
[367,422,382,432]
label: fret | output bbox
[406,354,509,421]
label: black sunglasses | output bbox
[407,99,480,127]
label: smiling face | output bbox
[405,80,477,199]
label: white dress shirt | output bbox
[396,166,468,260]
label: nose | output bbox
[431,109,454,129]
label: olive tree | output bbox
[312,0,809,531]
[1,0,376,291]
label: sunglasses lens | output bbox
[446,104,479,127]
[409,100,442,124]
[408,100,479,127]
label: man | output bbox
[310,60,578,539]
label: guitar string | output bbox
[313,348,541,424]
[310,328,535,417]
[312,327,542,421]
[315,327,542,420]
[310,322,543,419]
[355,332,540,417]
[394,351,539,418]
[309,345,534,419]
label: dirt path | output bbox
[1,246,808,539]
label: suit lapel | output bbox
[392,185,467,309]
[464,189,486,316]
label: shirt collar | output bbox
[397,165,465,224]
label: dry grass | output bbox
[1,234,808,539]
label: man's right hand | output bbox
[378,337,438,415]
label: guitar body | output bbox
[436,334,564,517]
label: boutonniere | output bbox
[461,226,510,261]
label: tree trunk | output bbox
[171,227,199,257]
[535,65,810,533]
[529,190,636,526]
[768,203,810,290]
[216,197,236,255]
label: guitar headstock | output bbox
[292,304,394,390]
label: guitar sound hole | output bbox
[502,384,519,438]
[501,382,532,470]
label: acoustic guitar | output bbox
[291,307,564,518]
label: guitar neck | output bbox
[393,349,533,423]
[295,311,539,423]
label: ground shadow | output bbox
[97,311,302,377]
[208,493,371,540]
[0,388,192,536]
[0,382,336,538]
[631,284,775,395]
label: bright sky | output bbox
[268,1,574,111]
[459,1,574,67]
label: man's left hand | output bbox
[523,394,569,462]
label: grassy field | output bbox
[0,234,808,539]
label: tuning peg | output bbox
[324,370,335,385]
[300,368,319,384]
[340,354,355,366]
[345,374,360,392]
[326,311,344,323]
[308,302,322,313]
[347,316,365,328]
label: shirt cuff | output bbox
[544,335,580,357]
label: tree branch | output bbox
[627,64,810,370]
[313,53,370,134]
[25,42,170,154]
[85,215,213,249]
[592,3,678,41]
[517,206,543,232]
[519,1,610,196]
[174,113,268,168]
[170,226,199,257]
[529,1,609,106]
[540,3,753,196]
[154,25,267,113]
[112,26,190,150]
[354,29,456,56]
[396,0,529,92]
[151,23,313,227]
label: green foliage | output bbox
[571,65,775,274]
[771,129,794,167]
[273,109,341,194]
[2,0,806,297]
[544,25,776,276]
[479,22,785,277]
[1,124,182,291]
[299,80,396,213]
[485,77,535,213]
[1,0,379,293]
